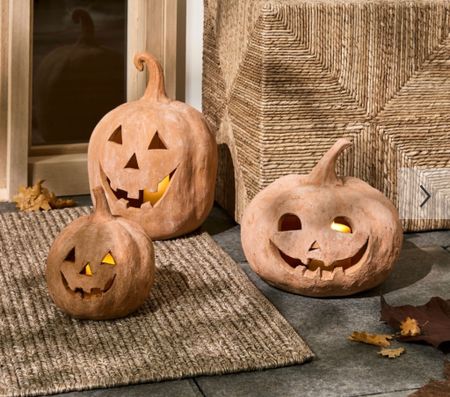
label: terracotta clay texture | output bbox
[88,52,217,240]
[46,187,155,320]
[35,9,124,143]
[241,139,403,297]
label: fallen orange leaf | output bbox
[400,317,421,337]
[381,296,450,349]
[348,331,393,347]
[378,347,405,359]
[13,180,76,212]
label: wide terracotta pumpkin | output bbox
[46,187,155,320]
[35,9,124,143]
[88,52,217,240]
[241,139,403,297]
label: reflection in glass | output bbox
[32,0,126,145]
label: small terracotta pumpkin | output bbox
[88,52,217,240]
[35,9,124,143]
[241,139,403,297]
[46,187,155,320]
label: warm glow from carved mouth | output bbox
[61,272,116,299]
[143,174,170,205]
[101,166,176,208]
[275,238,369,280]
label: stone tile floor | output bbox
[1,196,449,397]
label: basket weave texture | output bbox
[203,0,450,231]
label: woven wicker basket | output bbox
[203,0,450,232]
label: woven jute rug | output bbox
[0,208,312,397]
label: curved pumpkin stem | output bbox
[92,187,113,220]
[134,52,168,102]
[72,9,96,46]
[308,138,352,185]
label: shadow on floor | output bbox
[356,246,434,298]
[0,194,237,237]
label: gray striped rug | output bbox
[0,207,312,397]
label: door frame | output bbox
[0,0,185,199]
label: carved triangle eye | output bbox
[109,126,122,144]
[331,217,352,233]
[124,154,139,169]
[65,247,75,262]
[148,131,167,150]
[101,252,116,266]
[278,214,302,231]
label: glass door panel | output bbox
[32,0,127,145]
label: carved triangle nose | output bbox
[309,241,320,251]
[80,262,93,276]
[148,131,167,150]
[125,154,139,169]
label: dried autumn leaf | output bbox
[381,297,450,350]
[410,361,450,396]
[378,347,405,359]
[47,193,76,209]
[13,180,50,211]
[400,317,421,337]
[348,331,393,347]
[13,180,76,212]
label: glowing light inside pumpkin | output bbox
[101,252,116,265]
[143,175,170,205]
[331,221,352,233]
[81,263,93,276]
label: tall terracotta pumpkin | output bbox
[88,52,217,240]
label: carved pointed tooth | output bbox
[304,268,320,279]
[332,267,345,279]
[322,269,334,281]
[296,266,307,275]
[141,201,152,209]
[117,198,128,209]
[127,189,140,199]
[109,180,118,191]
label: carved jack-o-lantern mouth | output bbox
[61,272,116,299]
[100,165,177,208]
[60,251,117,299]
[99,127,179,208]
[274,238,369,280]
